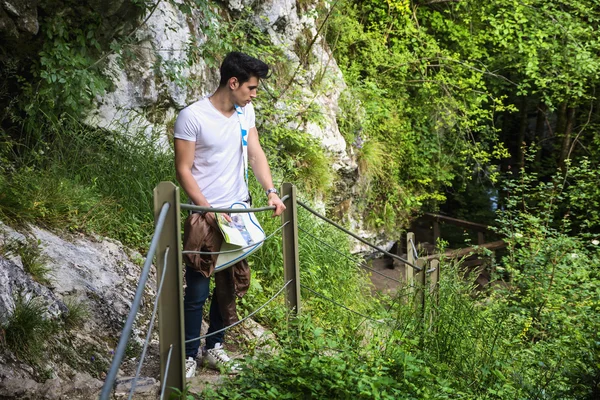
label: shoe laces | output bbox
[185,357,196,374]
[207,344,231,364]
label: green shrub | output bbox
[201,320,441,400]
[2,293,56,361]
[0,167,115,232]
[61,297,89,331]
[240,181,377,341]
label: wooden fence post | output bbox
[430,259,440,299]
[406,232,415,291]
[153,182,185,398]
[428,259,440,330]
[478,231,485,245]
[282,182,300,316]
[433,222,440,252]
[415,258,427,320]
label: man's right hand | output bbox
[205,211,231,230]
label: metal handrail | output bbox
[127,247,170,400]
[99,202,171,400]
[105,182,441,399]
[180,194,290,213]
[159,345,174,400]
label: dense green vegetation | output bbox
[0,0,599,398]
[327,0,600,230]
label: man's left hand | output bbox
[268,194,286,217]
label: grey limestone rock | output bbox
[0,0,39,37]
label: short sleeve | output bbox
[173,106,199,141]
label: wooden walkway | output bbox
[365,213,507,294]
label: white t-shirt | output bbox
[174,97,256,208]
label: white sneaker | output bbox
[203,343,241,374]
[185,357,197,378]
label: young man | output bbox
[174,52,285,378]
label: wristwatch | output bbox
[265,188,279,197]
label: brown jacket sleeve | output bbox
[183,213,251,325]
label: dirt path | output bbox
[365,257,406,295]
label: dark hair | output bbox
[219,52,270,87]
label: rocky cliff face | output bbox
[0,0,39,39]
[86,0,355,169]
[0,222,160,398]
[83,0,369,239]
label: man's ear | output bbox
[228,77,239,90]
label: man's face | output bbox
[231,76,259,106]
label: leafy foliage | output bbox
[202,324,440,400]
[325,0,512,230]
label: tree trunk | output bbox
[558,106,576,172]
[517,97,528,168]
[534,101,547,171]
[553,102,568,171]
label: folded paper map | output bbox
[215,202,265,272]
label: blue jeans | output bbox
[184,265,224,358]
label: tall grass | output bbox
[236,178,381,343]
[0,117,175,248]
[2,293,56,361]
[358,138,387,182]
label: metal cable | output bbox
[409,238,419,260]
[184,279,292,344]
[297,200,421,271]
[100,202,171,400]
[183,221,288,255]
[180,194,290,213]
[300,284,387,325]
[128,246,170,400]
[159,344,173,400]
[298,226,403,284]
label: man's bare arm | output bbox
[247,127,286,216]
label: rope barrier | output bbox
[300,285,387,325]
[110,182,439,398]
[297,200,422,272]
[297,226,403,284]
[184,279,293,344]
[180,194,290,213]
[128,246,170,400]
[183,221,289,255]
[100,201,171,400]
[159,344,173,400]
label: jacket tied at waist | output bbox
[182,212,250,326]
